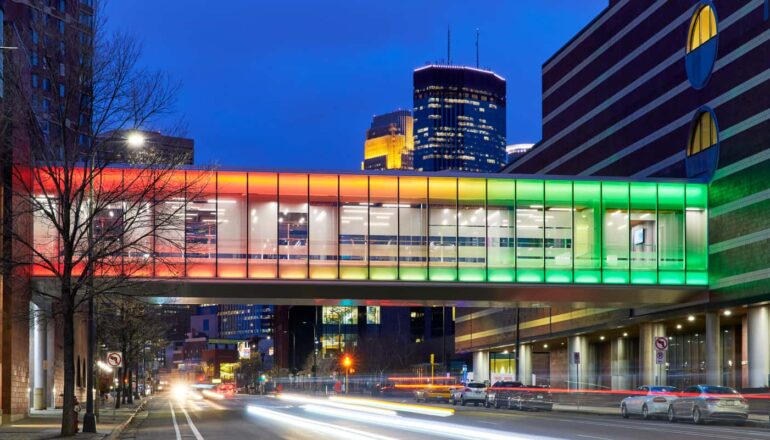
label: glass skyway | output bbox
[32,171,708,286]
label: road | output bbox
[121,392,769,440]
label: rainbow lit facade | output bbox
[32,171,708,286]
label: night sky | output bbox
[104,0,607,170]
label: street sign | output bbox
[654,336,669,351]
[573,352,580,365]
[106,351,123,368]
[655,350,665,365]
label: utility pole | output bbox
[476,28,480,68]
[447,26,451,65]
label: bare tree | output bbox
[0,5,203,436]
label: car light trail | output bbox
[302,404,548,440]
[246,405,397,440]
[328,396,455,417]
[277,393,397,416]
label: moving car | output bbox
[450,383,487,406]
[414,385,455,403]
[621,385,679,419]
[485,381,553,411]
[667,385,749,425]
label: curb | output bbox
[553,405,769,429]
[103,397,151,440]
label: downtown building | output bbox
[458,0,770,390]
[362,110,414,170]
[1,0,95,418]
[413,64,507,173]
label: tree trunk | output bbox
[61,302,77,436]
[127,367,133,404]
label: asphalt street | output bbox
[120,393,770,440]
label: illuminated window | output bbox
[687,4,716,53]
[366,307,380,325]
[687,110,718,156]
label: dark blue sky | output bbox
[104,0,607,170]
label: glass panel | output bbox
[686,184,708,285]
[366,306,380,324]
[32,196,59,276]
[122,168,156,278]
[458,179,486,282]
[339,175,368,280]
[658,183,685,284]
[516,180,544,282]
[217,172,247,278]
[369,176,398,280]
[279,174,308,279]
[154,172,187,277]
[630,183,657,284]
[399,176,428,281]
[429,177,457,281]
[545,181,572,283]
[309,175,338,280]
[186,171,217,278]
[248,173,278,278]
[573,182,601,283]
[602,182,629,283]
[487,180,515,282]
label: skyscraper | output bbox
[413,65,507,172]
[362,110,414,170]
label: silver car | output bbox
[450,382,487,406]
[621,385,679,419]
[667,385,749,425]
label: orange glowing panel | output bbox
[339,175,368,280]
[248,173,278,279]
[217,172,248,278]
[369,175,397,202]
[186,171,217,278]
[278,174,309,279]
[309,175,338,280]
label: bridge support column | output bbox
[568,336,588,390]
[518,343,532,385]
[473,351,489,383]
[640,323,666,386]
[705,312,722,386]
[747,305,770,387]
[32,304,46,410]
[611,336,631,390]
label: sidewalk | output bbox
[0,397,150,440]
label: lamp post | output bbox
[83,131,145,433]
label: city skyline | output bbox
[103,0,606,170]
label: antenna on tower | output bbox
[447,26,451,65]
[476,28,480,68]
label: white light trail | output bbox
[246,405,396,440]
[328,396,454,417]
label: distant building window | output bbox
[366,306,380,325]
[687,4,717,53]
[60,0,66,12]
[31,29,39,45]
[42,78,51,91]
[32,74,39,89]
[59,84,65,97]
[58,20,65,35]
[203,319,209,331]
[688,109,718,156]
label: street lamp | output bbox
[126,131,146,148]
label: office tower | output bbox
[413,65,506,172]
[362,109,414,170]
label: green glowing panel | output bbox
[399,268,427,281]
[685,183,708,273]
[369,268,398,281]
[574,270,601,283]
[429,268,457,282]
[545,270,572,283]
[659,271,685,285]
[517,269,544,283]
[488,269,515,282]
[631,271,657,285]
[487,179,515,200]
[459,268,486,282]
[686,271,708,285]
[602,182,629,284]
[658,183,685,273]
[340,267,368,280]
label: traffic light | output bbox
[342,354,352,368]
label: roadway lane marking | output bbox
[180,403,205,440]
[169,401,182,440]
[577,435,612,440]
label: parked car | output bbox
[667,385,749,425]
[485,381,524,408]
[414,385,455,403]
[508,385,554,411]
[450,383,487,406]
[621,385,679,419]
